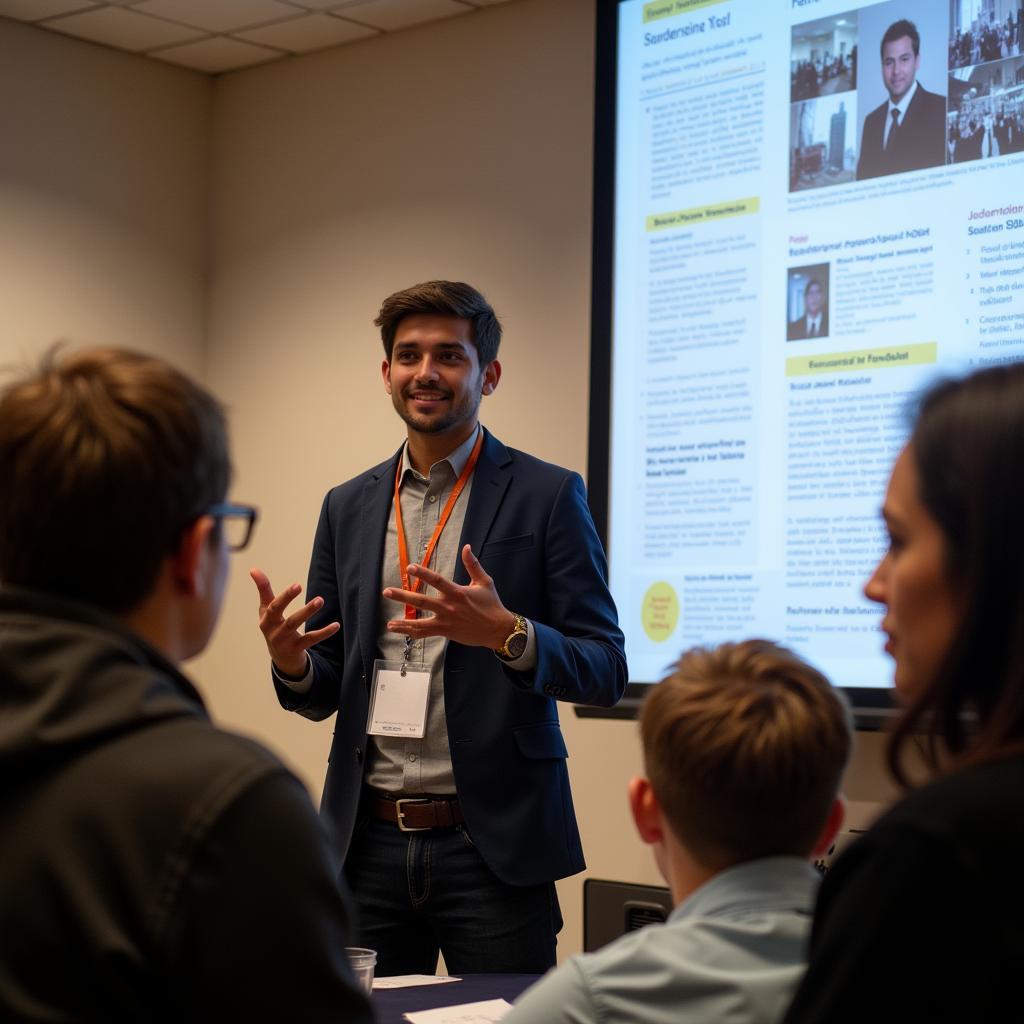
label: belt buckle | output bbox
[395,797,431,832]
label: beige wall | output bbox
[0,18,209,374]
[2,0,899,961]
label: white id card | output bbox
[367,659,430,738]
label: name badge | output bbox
[367,659,430,738]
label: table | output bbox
[373,973,541,1023]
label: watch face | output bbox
[506,631,528,659]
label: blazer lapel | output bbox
[358,447,401,682]
[456,429,511,585]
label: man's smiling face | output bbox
[382,314,496,440]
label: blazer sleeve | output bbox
[272,491,346,721]
[503,472,627,708]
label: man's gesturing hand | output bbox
[383,544,516,650]
[250,568,340,678]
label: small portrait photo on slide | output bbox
[787,264,830,342]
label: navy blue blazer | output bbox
[274,430,627,887]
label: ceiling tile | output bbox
[44,6,204,50]
[134,0,298,32]
[153,34,282,72]
[334,0,469,33]
[0,0,97,20]
[235,12,375,51]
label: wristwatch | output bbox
[495,613,529,661]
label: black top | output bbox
[783,757,1024,1023]
[0,586,372,1023]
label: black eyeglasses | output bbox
[207,502,259,552]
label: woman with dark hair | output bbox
[783,361,1024,1023]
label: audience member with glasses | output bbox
[0,346,372,1023]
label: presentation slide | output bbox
[608,0,1024,690]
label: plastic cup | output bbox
[346,947,377,994]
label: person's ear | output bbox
[811,796,846,858]
[171,516,215,597]
[481,359,501,396]
[628,776,664,846]
[381,359,393,395]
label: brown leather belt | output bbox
[368,793,464,832]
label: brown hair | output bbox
[375,281,502,364]
[0,345,230,613]
[881,18,920,58]
[641,639,852,868]
[889,361,1024,784]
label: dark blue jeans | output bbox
[344,816,561,976]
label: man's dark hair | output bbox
[804,278,823,297]
[375,281,502,365]
[0,345,230,613]
[881,19,920,57]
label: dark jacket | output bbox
[0,587,373,1024]
[275,429,627,887]
[856,84,947,180]
[783,757,1024,1023]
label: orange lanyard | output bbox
[394,431,484,620]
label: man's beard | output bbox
[392,386,482,436]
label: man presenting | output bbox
[253,281,627,976]
[856,19,946,180]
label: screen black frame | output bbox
[579,0,896,729]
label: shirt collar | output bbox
[400,424,482,482]
[889,79,918,118]
[669,856,819,924]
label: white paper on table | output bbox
[403,997,512,1023]
[373,975,463,990]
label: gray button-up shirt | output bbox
[279,425,535,795]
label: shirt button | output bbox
[429,495,437,503]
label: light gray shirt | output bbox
[504,857,819,1024]
[278,426,535,795]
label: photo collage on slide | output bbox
[790,0,1024,195]
[785,0,1024,343]
[948,0,1024,162]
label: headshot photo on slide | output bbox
[787,263,831,342]
[854,0,948,181]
